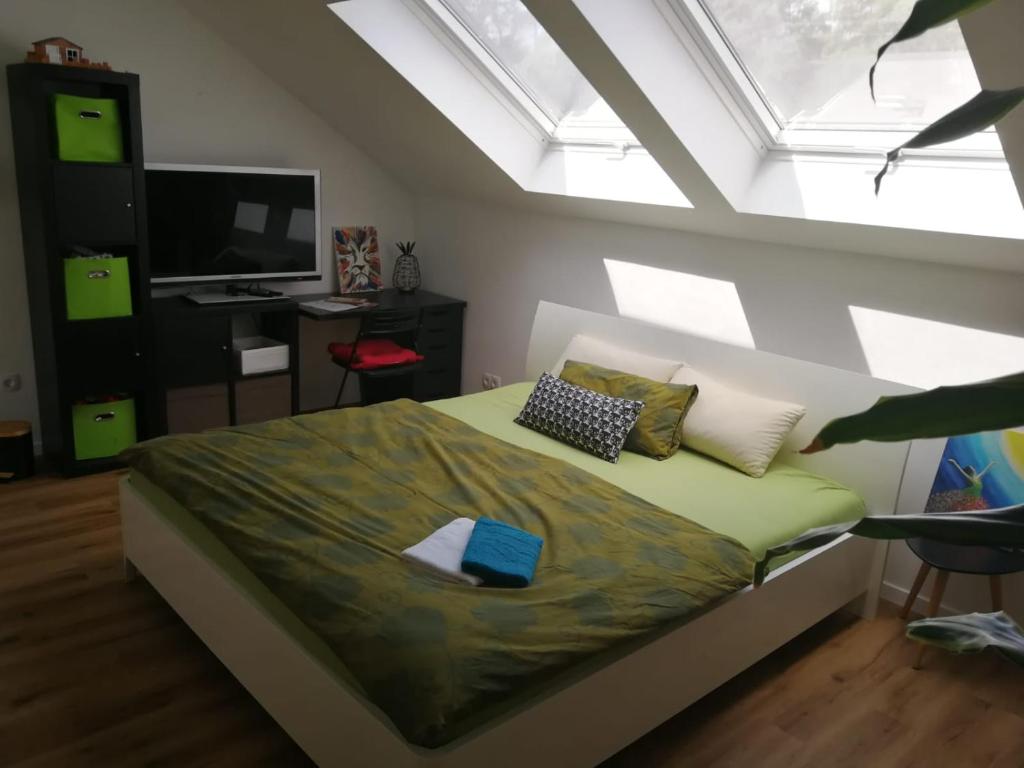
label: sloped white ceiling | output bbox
[181,0,1024,273]
[181,0,520,200]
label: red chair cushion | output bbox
[328,338,424,370]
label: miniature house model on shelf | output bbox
[25,38,111,70]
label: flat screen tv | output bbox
[146,164,321,284]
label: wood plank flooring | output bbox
[2,471,1022,767]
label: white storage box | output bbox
[233,336,289,376]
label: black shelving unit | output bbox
[152,296,300,434]
[7,63,156,475]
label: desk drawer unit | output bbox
[415,304,464,402]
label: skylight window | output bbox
[329,0,689,208]
[433,0,637,145]
[683,0,1000,152]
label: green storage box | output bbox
[72,398,136,460]
[52,93,125,163]
[64,257,133,320]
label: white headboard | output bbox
[526,301,921,517]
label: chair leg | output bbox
[990,575,1003,612]
[913,569,949,670]
[901,562,932,619]
[334,367,352,409]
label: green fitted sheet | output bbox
[429,383,865,561]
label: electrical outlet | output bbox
[2,373,21,393]
[481,373,502,391]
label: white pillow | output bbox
[669,366,806,477]
[552,334,683,382]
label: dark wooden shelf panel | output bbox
[62,454,127,477]
[231,369,294,382]
[57,241,141,250]
[52,159,134,170]
[58,313,141,328]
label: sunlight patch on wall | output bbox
[603,259,754,348]
[849,306,1024,390]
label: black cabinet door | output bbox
[53,164,136,243]
[62,317,144,396]
[158,310,231,389]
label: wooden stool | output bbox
[0,420,34,482]
[901,536,1024,669]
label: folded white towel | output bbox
[401,517,482,586]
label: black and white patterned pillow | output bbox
[515,373,644,463]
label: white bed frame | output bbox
[121,301,920,768]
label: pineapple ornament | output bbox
[392,241,421,294]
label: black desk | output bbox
[298,288,461,321]
[299,289,466,403]
[151,290,466,434]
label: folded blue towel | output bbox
[461,517,543,588]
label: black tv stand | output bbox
[152,295,299,434]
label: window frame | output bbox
[661,0,1002,158]
[413,0,642,151]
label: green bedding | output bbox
[123,399,753,749]
[432,383,866,560]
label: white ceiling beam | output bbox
[521,0,736,213]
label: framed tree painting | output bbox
[925,429,1024,513]
[334,226,383,293]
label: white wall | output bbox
[416,195,1024,618]
[0,0,414,427]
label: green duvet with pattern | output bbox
[123,400,754,748]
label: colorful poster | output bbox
[925,429,1024,513]
[333,226,382,293]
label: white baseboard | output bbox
[881,580,965,619]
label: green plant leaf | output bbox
[869,0,997,100]
[753,504,1024,586]
[907,611,1024,666]
[872,88,1024,193]
[801,371,1024,453]
[874,88,1024,193]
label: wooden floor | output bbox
[2,472,1023,768]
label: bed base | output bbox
[121,477,884,768]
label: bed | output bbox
[120,301,918,767]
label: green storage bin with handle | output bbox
[52,93,125,163]
[65,257,133,320]
[72,398,136,460]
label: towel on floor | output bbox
[461,517,544,588]
[401,517,482,585]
